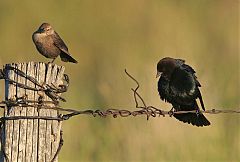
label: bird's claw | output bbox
[168,108,174,117]
[196,109,200,116]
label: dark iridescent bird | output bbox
[156,57,210,127]
[32,23,78,63]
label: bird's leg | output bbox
[196,109,200,116]
[47,58,55,64]
[168,107,175,117]
[196,107,201,116]
[170,107,175,111]
[51,58,56,63]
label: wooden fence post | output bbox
[1,62,65,162]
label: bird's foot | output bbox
[196,109,200,116]
[168,107,175,117]
[51,58,56,63]
[47,58,56,64]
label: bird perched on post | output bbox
[156,57,210,127]
[32,23,78,63]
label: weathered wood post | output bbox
[1,62,65,162]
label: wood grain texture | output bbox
[1,62,64,162]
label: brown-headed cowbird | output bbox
[32,23,78,63]
[156,57,210,127]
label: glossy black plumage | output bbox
[157,57,210,127]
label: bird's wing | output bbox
[170,65,205,110]
[184,65,205,110]
[176,59,185,65]
[182,64,201,87]
[53,32,70,55]
[182,64,195,73]
[53,32,78,63]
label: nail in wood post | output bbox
[0,62,65,162]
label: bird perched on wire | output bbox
[32,23,78,63]
[156,57,210,127]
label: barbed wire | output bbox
[0,68,239,122]
[0,65,239,162]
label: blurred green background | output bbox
[0,0,239,162]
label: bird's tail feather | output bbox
[173,113,210,127]
[60,53,78,63]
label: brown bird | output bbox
[156,57,210,127]
[32,23,78,63]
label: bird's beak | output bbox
[156,71,162,78]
